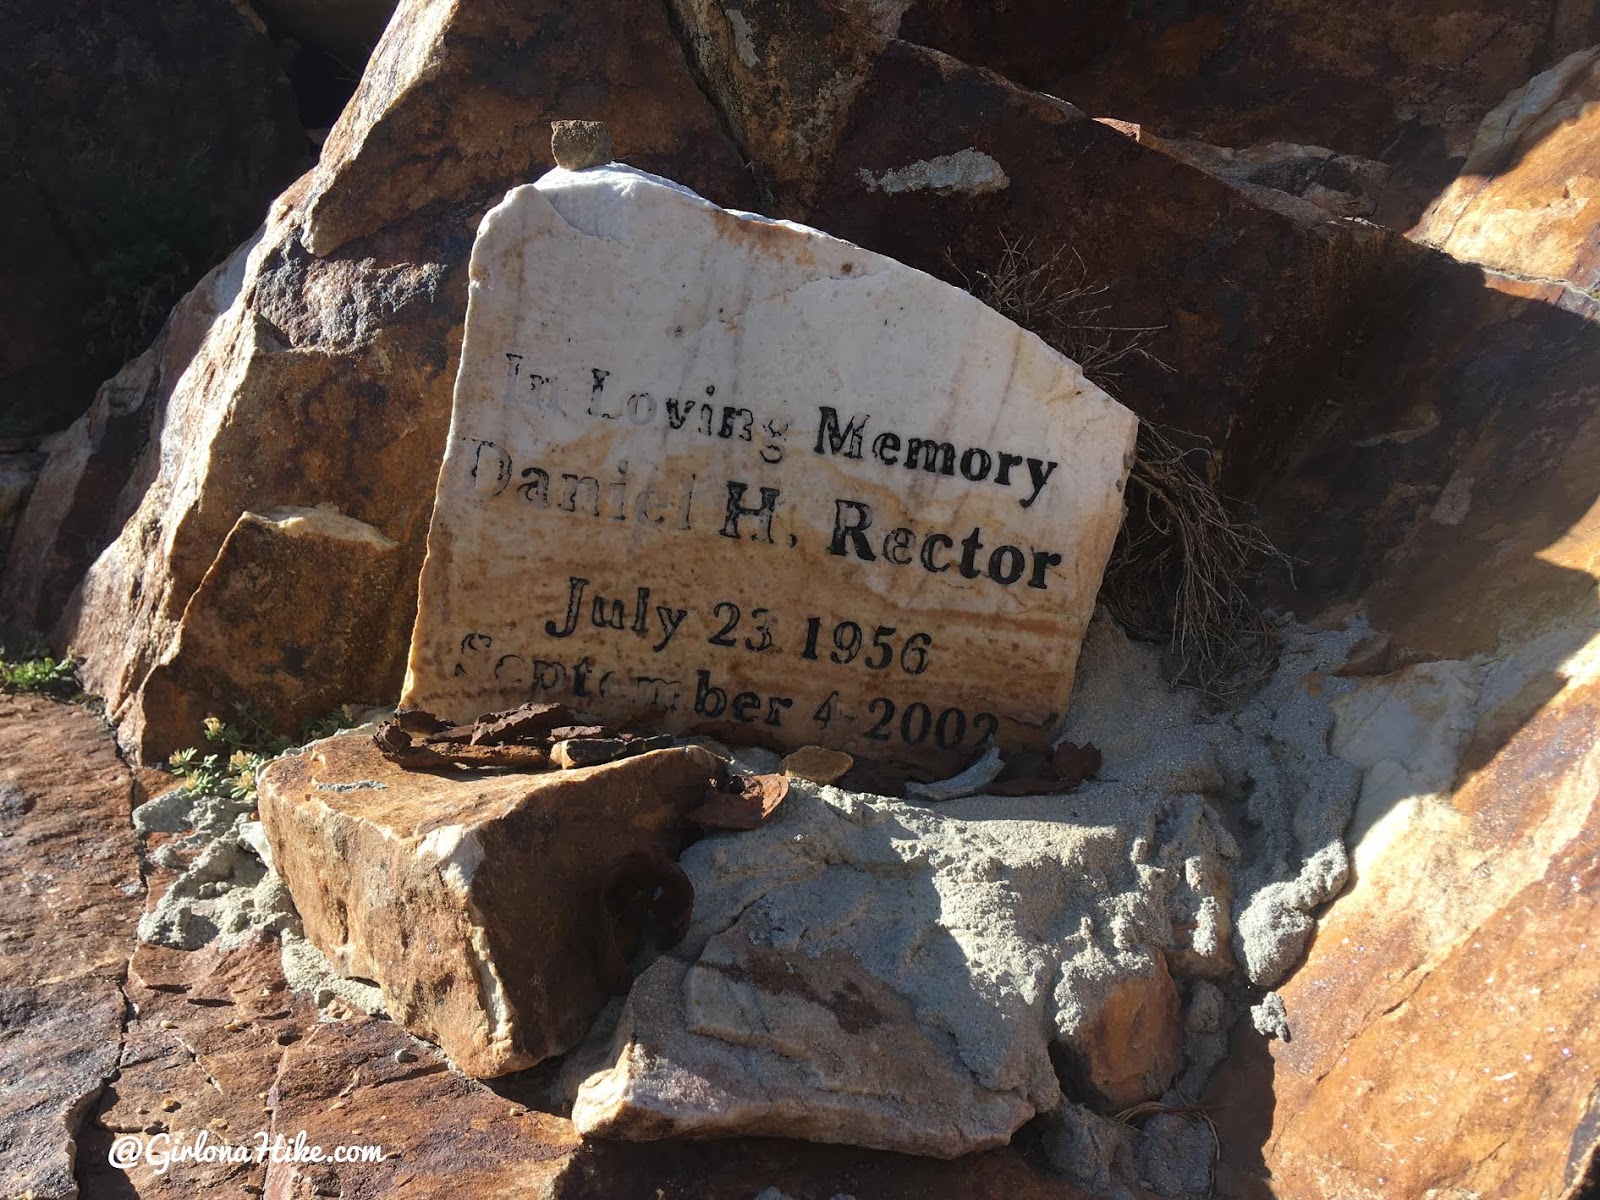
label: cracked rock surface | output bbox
[0,695,142,1200]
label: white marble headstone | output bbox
[402,165,1136,768]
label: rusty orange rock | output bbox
[1415,46,1600,290]
[257,731,719,1076]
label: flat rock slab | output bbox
[0,696,142,1200]
[402,164,1135,769]
[257,732,720,1076]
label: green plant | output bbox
[0,651,80,698]
[168,700,361,804]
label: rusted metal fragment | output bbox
[553,734,674,769]
[375,702,673,772]
[469,701,580,745]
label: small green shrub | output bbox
[0,640,81,698]
[168,700,361,804]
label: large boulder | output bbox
[1209,522,1600,1198]
[1219,108,1600,1195]
[4,0,753,762]
[0,0,309,439]
[898,0,1600,229]
[132,506,411,755]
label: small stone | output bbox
[158,1019,178,1030]
[1250,991,1291,1042]
[394,1047,417,1063]
[551,737,634,769]
[161,1097,180,1112]
[780,745,854,785]
[550,120,613,170]
[274,1030,300,1046]
[688,773,790,830]
[224,1019,248,1032]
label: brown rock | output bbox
[0,696,142,1200]
[1414,45,1600,290]
[257,732,720,1076]
[297,0,752,259]
[80,935,319,1197]
[551,120,615,170]
[1211,626,1600,1198]
[788,39,1398,493]
[898,0,1597,229]
[1059,951,1183,1111]
[0,0,308,438]
[1214,252,1600,1200]
[780,745,854,785]
[10,0,753,764]
[132,505,410,752]
[263,1017,581,1197]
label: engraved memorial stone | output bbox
[402,164,1137,766]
